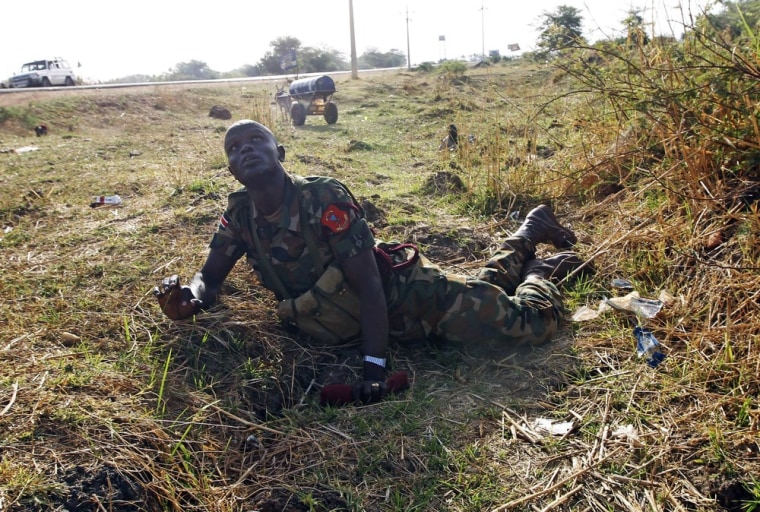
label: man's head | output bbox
[224,119,268,146]
[224,120,286,186]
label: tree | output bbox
[221,64,261,79]
[536,5,585,55]
[701,0,760,39]
[257,37,348,75]
[357,48,406,69]
[622,8,649,46]
[166,60,219,81]
[237,64,261,77]
[299,47,349,73]
[258,37,303,74]
[110,74,156,84]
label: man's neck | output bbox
[248,172,288,216]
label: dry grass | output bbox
[0,57,758,512]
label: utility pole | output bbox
[406,5,411,69]
[349,0,358,79]
[480,0,486,62]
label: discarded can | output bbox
[633,326,666,368]
[90,195,122,208]
[611,278,635,291]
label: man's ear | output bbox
[278,145,286,162]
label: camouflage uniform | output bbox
[210,174,374,297]
[382,241,563,345]
[210,174,564,346]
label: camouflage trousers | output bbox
[383,237,564,346]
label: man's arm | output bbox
[341,248,389,389]
[155,248,238,320]
[190,249,238,307]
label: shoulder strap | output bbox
[293,175,326,275]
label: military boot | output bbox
[522,252,593,284]
[512,205,577,249]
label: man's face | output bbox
[224,122,284,186]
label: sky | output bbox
[2,0,712,83]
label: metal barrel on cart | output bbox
[288,75,338,126]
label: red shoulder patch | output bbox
[321,204,351,234]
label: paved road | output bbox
[0,68,400,107]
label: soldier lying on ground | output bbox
[154,119,591,404]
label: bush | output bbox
[437,60,467,79]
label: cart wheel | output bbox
[324,102,338,124]
[290,103,306,126]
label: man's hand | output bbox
[153,275,202,320]
[352,380,388,404]
[320,372,409,406]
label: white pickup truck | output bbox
[5,58,77,88]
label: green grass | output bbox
[0,43,759,511]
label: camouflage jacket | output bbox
[209,174,375,299]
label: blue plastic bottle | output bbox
[633,327,666,368]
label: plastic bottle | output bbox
[90,195,122,208]
[630,297,664,318]
[633,326,666,368]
